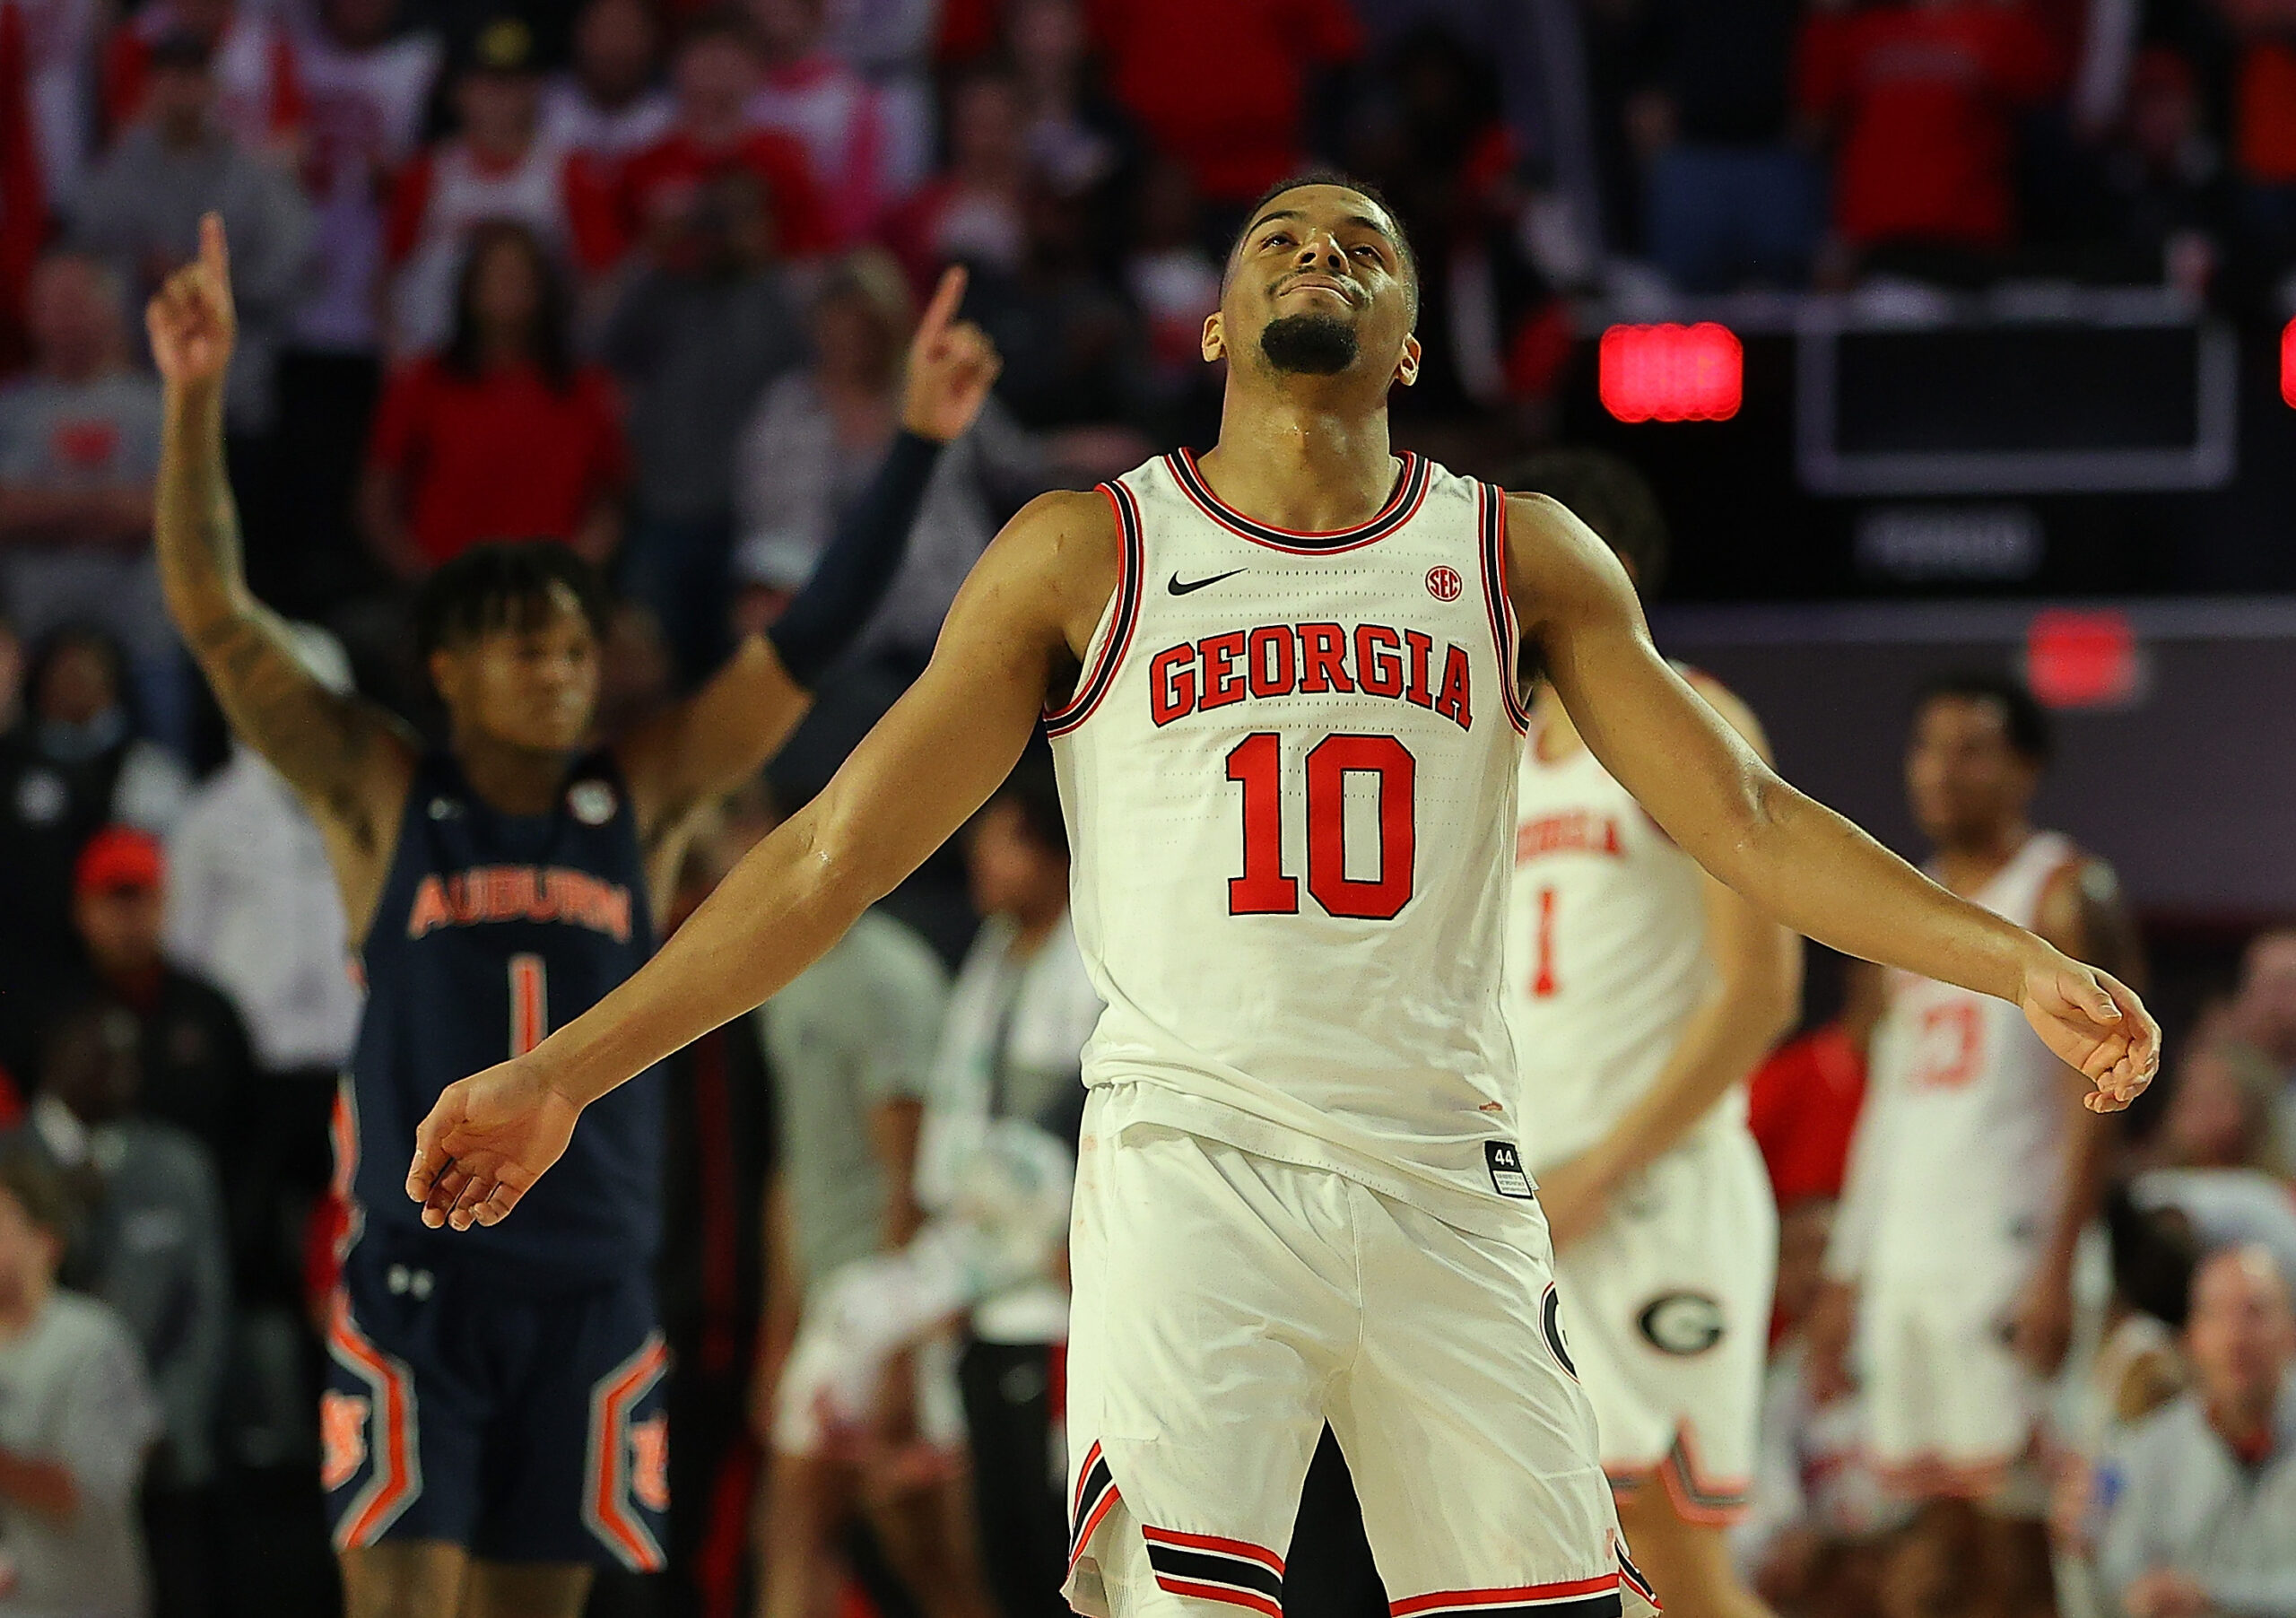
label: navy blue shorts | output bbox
[321,1228,669,1570]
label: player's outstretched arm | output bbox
[150,216,414,872]
[1507,491,2160,1109]
[408,486,1120,1231]
[618,267,1002,844]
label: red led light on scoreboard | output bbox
[1599,323,1743,423]
[2283,318,2296,408]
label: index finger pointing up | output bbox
[915,265,968,344]
[199,212,230,291]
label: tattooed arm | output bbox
[150,216,416,935]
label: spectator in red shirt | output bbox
[1796,0,2063,280]
[616,15,831,268]
[1749,961,1883,1207]
[381,17,615,353]
[1084,0,1361,213]
[361,220,626,577]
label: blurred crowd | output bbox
[0,0,2292,1615]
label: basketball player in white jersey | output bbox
[404,179,2159,1618]
[1809,674,2142,1618]
[1499,450,1799,1618]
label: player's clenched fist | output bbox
[145,213,237,389]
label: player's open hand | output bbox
[2017,947,2160,1112]
[145,213,236,391]
[406,1058,581,1231]
[899,265,1001,444]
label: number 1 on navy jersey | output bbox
[1225,732,1417,920]
[509,953,547,1056]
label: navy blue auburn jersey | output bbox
[344,749,662,1277]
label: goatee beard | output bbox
[1259,312,1359,375]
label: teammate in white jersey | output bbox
[1809,674,2142,1618]
[1500,451,1800,1618]
[404,178,2160,1618]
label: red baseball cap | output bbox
[74,826,165,898]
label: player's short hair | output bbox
[0,1142,72,1241]
[989,749,1067,861]
[1499,449,1670,595]
[1227,173,1420,326]
[414,540,612,660]
[1913,670,2053,764]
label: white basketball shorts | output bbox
[1862,1254,2043,1505]
[1552,1127,1776,1524]
[1061,1098,1659,1618]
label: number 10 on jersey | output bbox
[1226,732,1416,920]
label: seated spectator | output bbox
[289,0,444,358]
[735,249,1046,668]
[1359,26,1564,424]
[0,252,178,751]
[2082,47,2231,288]
[1122,158,1222,444]
[1733,1197,1909,1614]
[2094,1245,2296,1618]
[69,27,316,442]
[1085,0,1361,216]
[923,756,1100,1618]
[381,17,605,354]
[16,0,100,214]
[616,16,831,269]
[1009,0,1127,206]
[752,892,981,1618]
[604,166,804,682]
[2131,1037,2296,1287]
[0,631,187,1082]
[1630,0,1820,291]
[2219,0,2296,267]
[162,624,359,1300]
[67,827,258,1253]
[17,996,230,1614]
[361,220,628,576]
[0,1144,162,1618]
[100,0,302,163]
[541,0,674,172]
[746,0,915,243]
[961,187,1143,431]
[884,65,1029,287]
[2229,927,2296,1084]
[1796,0,2063,283]
[1748,961,1883,1209]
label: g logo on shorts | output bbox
[1540,1284,1578,1379]
[1637,1292,1726,1356]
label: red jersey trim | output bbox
[1044,481,1144,735]
[1479,483,1532,734]
[1166,447,1429,554]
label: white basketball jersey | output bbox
[1502,718,1729,1170]
[1849,831,2080,1286]
[1048,450,1537,1232]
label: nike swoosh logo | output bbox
[1168,569,1246,596]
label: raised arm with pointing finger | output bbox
[405,490,2156,1234]
[151,213,1003,929]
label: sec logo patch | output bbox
[1426,565,1463,602]
[1639,1292,1726,1356]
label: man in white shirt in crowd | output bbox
[0,1143,162,1618]
[2096,1244,2296,1618]
[924,752,1100,1618]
